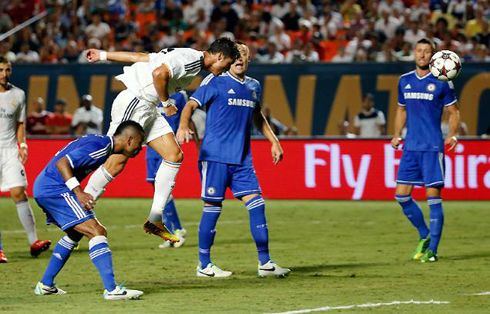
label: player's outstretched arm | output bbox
[444,104,460,151]
[176,100,199,144]
[55,157,95,210]
[391,106,407,149]
[254,109,283,165]
[86,49,150,63]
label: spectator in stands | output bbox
[353,94,386,137]
[396,42,415,61]
[252,106,285,136]
[258,42,284,64]
[285,38,304,63]
[0,6,13,33]
[299,42,320,62]
[375,9,402,40]
[16,43,40,63]
[46,99,72,135]
[61,40,80,63]
[194,8,210,32]
[85,12,111,41]
[0,41,16,62]
[26,98,51,135]
[137,0,155,13]
[211,1,239,33]
[282,0,301,31]
[332,46,352,63]
[78,38,102,63]
[72,94,103,135]
[466,8,489,38]
[340,0,362,23]
[377,0,405,16]
[404,20,427,48]
[271,0,290,19]
[269,21,291,52]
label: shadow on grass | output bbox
[442,251,490,261]
[291,262,392,274]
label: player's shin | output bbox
[16,200,38,245]
[163,197,182,231]
[246,196,270,265]
[428,197,444,254]
[84,166,114,200]
[395,195,429,239]
[41,236,77,286]
[198,205,222,267]
[149,161,181,222]
[88,235,116,292]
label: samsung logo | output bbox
[404,92,434,100]
[228,98,255,108]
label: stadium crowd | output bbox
[0,0,489,64]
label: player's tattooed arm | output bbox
[176,100,199,144]
[152,64,178,116]
[56,157,95,210]
[253,109,283,165]
[444,104,460,151]
[391,106,407,149]
[85,49,149,63]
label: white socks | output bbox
[84,166,114,200]
[16,200,37,245]
[148,161,181,222]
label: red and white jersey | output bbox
[0,84,26,148]
[116,48,204,104]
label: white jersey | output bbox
[0,84,26,148]
[116,48,204,104]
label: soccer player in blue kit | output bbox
[177,42,290,277]
[391,38,460,263]
[33,121,151,299]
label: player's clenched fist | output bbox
[86,49,101,63]
[391,137,402,149]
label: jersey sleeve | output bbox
[255,81,263,108]
[190,80,219,107]
[377,111,386,125]
[17,90,26,122]
[443,81,457,107]
[65,141,110,169]
[353,114,361,127]
[397,79,406,106]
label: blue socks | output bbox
[395,195,430,240]
[198,205,222,267]
[163,198,182,232]
[89,235,116,292]
[428,197,444,254]
[246,196,270,266]
[41,236,77,286]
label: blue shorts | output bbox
[35,192,96,231]
[146,147,163,183]
[199,161,262,202]
[397,151,445,187]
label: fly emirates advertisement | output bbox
[7,139,490,200]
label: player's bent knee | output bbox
[10,187,27,203]
[166,148,184,163]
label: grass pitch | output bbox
[1,198,490,313]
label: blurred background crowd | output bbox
[1,0,489,65]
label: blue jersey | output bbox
[398,70,457,152]
[190,72,261,165]
[33,135,114,198]
[146,91,187,161]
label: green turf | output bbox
[1,198,490,313]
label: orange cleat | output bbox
[143,220,179,243]
[0,250,7,263]
[30,240,52,257]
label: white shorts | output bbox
[107,89,173,144]
[0,147,27,192]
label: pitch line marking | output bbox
[461,292,490,296]
[264,300,450,314]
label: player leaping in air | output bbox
[177,41,290,278]
[84,38,239,241]
[33,121,146,299]
[392,38,460,263]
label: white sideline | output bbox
[264,300,450,314]
[462,292,490,296]
[1,220,246,235]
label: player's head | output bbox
[113,121,145,158]
[414,38,436,70]
[229,41,250,77]
[362,93,374,111]
[205,37,240,76]
[0,56,12,87]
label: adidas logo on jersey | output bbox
[228,89,235,94]
[405,84,412,89]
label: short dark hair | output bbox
[207,37,240,62]
[55,99,67,106]
[114,120,145,137]
[415,37,436,53]
[0,56,10,64]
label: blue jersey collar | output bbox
[226,71,246,84]
[109,136,114,153]
[415,71,431,80]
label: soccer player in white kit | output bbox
[83,38,239,240]
[0,57,51,263]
